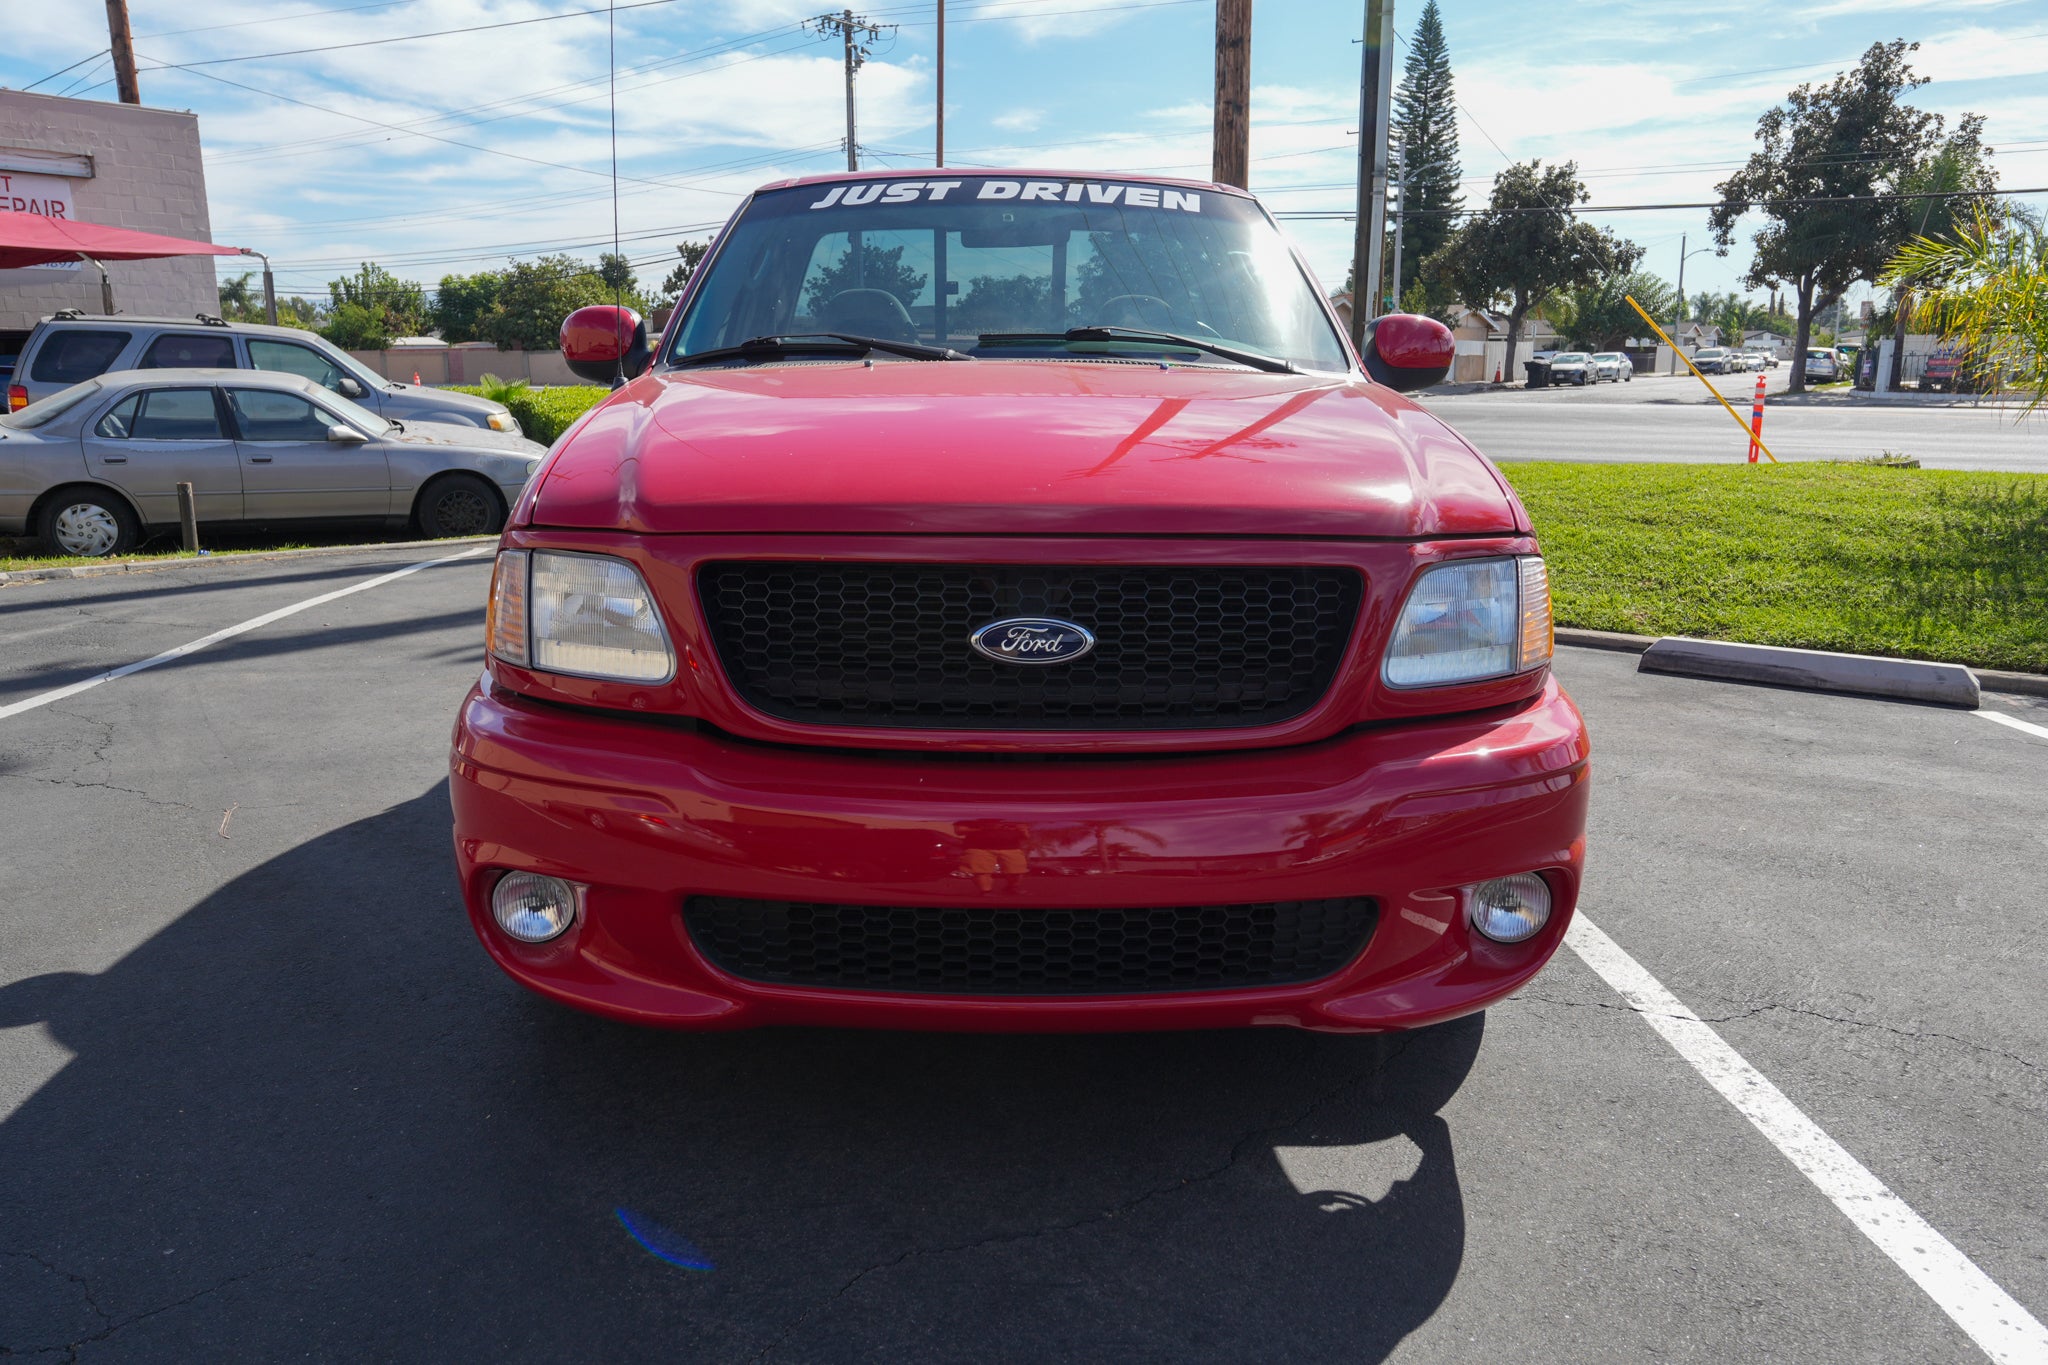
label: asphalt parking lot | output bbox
[1,546,2044,1362]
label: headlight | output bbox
[1382,554,1552,688]
[487,411,520,433]
[486,548,674,682]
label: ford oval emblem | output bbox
[969,617,1096,665]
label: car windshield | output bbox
[1593,353,1621,361]
[668,176,1351,372]
[1553,353,1590,363]
[312,385,395,432]
[0,378,102,429]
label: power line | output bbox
[1271,185,2048,221]
[137,0,422,40]
[149,58,751,195]
[138,0,697,71]
[20,47,109,91]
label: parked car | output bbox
[0,368,545,556]
[1590,352,1632,382]
[6,313,521,433]
[1755,349,1779,369]
[1691,347,1736,374]
[1804,348,1841,382]
[1547,351,1596,385]
[451,169,1590,1035]
[1920,347,1987,393]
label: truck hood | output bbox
[528,361,1524,538]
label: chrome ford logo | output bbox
[969,617,1096,665]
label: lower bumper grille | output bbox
[684,896,1377,996]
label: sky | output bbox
[5,0,2047,314]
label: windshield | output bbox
[1553,353,1590,363]
[314,386,395,432]
[669,176,1350,372]
[0,379,101,429]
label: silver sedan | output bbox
[0,369,546,557]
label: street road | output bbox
[1,547,2044,1361]
[1421,369,2048,471]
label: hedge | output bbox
[449,384,609,444]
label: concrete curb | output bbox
[1555,627,1658,654]
[1555,629,2047,699]
[0,536,495,588]
[1638,637,1980,708]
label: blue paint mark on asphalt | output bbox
[616,1207,715,1271]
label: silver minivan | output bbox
[7,313,519,433]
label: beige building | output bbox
[1,89,219,346]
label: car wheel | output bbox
[39,487,141,558]
[415,474,505,539]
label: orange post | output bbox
[1747,373,1766,464]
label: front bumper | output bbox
[450,675,1591,1032]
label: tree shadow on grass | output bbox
[1866,479,2048,667]
[0,784,1478,1361]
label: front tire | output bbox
[40,487,141,558]
[415,474,505,539]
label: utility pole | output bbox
[936,0,945,167]
[105,0,141,105]
[1212,0,1251,188]
[809,10,893,172]
[1350,0,1395,349]
[1386,146,1405,313]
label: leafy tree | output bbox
[1713,296,1767,349]
[1423,160,1642,379]
[482,254,613,351]
[1882,114,1997,389]
[953,273,1054,334]
[321,301,391,351]
[803,240,927,313]
[1709,41,1945,392]
[597,252,646,307]
[1546,271,1677,350]
[433,271,502,343]
[328,262,427,339]
[1392,0,1461,305]
[659,240,710,304]
[1889,207,2048,408]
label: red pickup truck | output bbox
[449,170,1589,1033]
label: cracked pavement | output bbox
[0,549,2043,1360]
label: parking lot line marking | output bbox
[1566,913,2048,1365]
[0,546,489,724]
[1977,711,2048,743]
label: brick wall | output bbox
[0,90,219,330]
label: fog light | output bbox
[491,871,580,943]
[1468,873,1552,944]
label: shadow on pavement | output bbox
[0,783,1477,1361]
[0,550,483,621]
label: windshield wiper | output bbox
[674,332,973,367]
[979,326,1298,374]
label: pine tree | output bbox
[1392,0,1461,304]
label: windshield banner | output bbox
[808,179,1204,213]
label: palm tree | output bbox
[1711,296,1766,353]
[1887,207,2048,409]
[1882,124,1999,391]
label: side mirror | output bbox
[1361,313,1455,392]
[327,424,370,444]
[337,376,366,399]
[561,305,649,386]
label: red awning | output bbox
[0,213,245,270]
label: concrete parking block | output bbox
[1638,636,1981,707]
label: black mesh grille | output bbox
[697,563,1362,729]
[684,897,1377,995]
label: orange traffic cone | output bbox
[412,371,422,385]
[1494,366,1502,384]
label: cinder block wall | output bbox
[0,90,219,328]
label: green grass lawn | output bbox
[1503,462,2048,673]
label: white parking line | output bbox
[1977,710,2048,743]
[1566,913,2048,1364]
[0,546,489,724]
